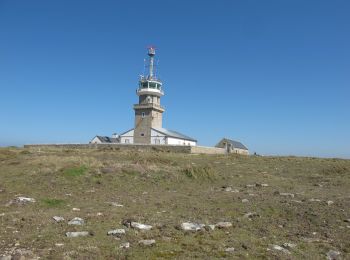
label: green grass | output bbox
[63,165,88,177]
[41,198,66,207]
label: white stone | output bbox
[139,239,155,246]
[66,231,89,237]
[55,243,64,247]
[53,216,65,222]
[309,198,321,202]
[272,245,290,254]
[181,222,205,231]
[327,250,341,260]
[120,242,130,249]
[208,225,216,230]
[72,208,80,211]
[279,193,295,198]
[243,212,259,219]
[282,242,296,249]
[16,197,36,203]
[242,199,249,203]
[68,217,84,225]
[327,201,334,206]
[109,202,124,207]
[107,229,126,236]
[225,247,235,253]
[130,222,152,230]
[215,222,232,229]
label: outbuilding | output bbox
[215,138,249,155]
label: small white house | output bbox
[90,135,119,144]
[215,138,249,155]
[118,127,197,146]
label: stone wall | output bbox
[190,146,226,154]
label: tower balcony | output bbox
[136,87,164,96]
[133,103,165,112]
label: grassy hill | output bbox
[0,147,349,259]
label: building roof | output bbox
[94,136,119,143]
[216,138,248,150]
[152,128,197,142]
[119,128,134,136]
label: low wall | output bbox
[190,146,226,154]
[24,144,192,153]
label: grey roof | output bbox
[216,138,248,150]
[152,128,197,142]
[95,136,119,143]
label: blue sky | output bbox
[0,0,349,158]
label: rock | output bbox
[55,243,64,247]
[0,256,12,260]
[120,242,130,249]
[243,212,260,219]
[291,200,303,203]
[130,222,152,230]
[215,222,232,229]
[72,208,80,211]
[66,231,90,237]
[208,225,216,230]
[223,186,232,192]
[109,202,124,207]
[181,222,205,231]
[107,229,125,236]
[53,216,65,222]
[96,212,103,216]
[279,193,295,198]
[272,245,290,254]
[242,199,249,203]
[309,198,321,202]
[225,247,235,253]
[326,250,341,260]
[344,219,350,223]
[282,242,296,249]
[246,184,255,188]
[139,239,156,246]
[327,201,334,206]
[260,183,269,187]
[68,217,84,225]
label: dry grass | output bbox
[0,147,349,259]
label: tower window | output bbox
[141,133,144,136]
[142,112,145,118]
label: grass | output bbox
[0,147,349,259]
[41,198,66,208]
[63,165,88,177]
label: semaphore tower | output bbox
[133,46,165,144]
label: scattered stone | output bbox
[0,213,5,217]
[55,243,64,247]
[279,193,295,198]
[243,212,260,219]
[66,231,90,238]
[225,247,235,253]
[242,199,249,203]
[309,198,321,202]
[0,256,12,260]
[260,183,269,187]
[208,225,216,230]
[327,200,334,206]
[291,200,303,203]
[97,212,103,216]
[282,242,296,249]
[246,184,255,188]
[109,202,124,207]
[120,242,130,249]
[68,217,84,225]
[107,229,125,236]
[181,222,205,231]
[139,239,155,246]
[215,222,232,229]
[72,208,80,211]
[272,245,290,254]
[344,219,350,223]
[130,222,152,230]
[223,186,232,192]
[53,216,65,222]
[326,250,341,260]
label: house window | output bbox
[141,133,144,136]
[125,139,129,144]
[142,112,145,118]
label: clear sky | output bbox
[0,0,349,158]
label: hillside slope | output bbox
[0,147,349,259]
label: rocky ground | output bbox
[0,147,349,259]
